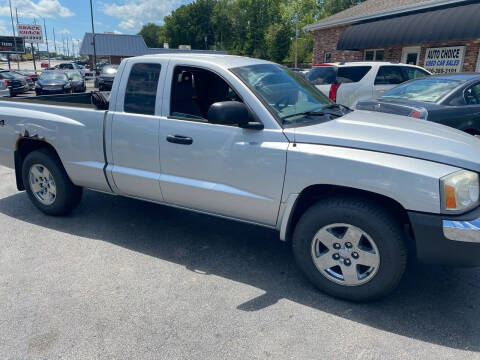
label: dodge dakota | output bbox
[0,54,479,301]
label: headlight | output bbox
[35,83,41,88]
[64,83,71,88]
[441,170,479,213]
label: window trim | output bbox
[364,48,385,61]
[123,62,162,115]
[167,64,261,127]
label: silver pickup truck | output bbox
[0,54,479,301]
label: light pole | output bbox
[43,18,50,67]
[90,0,97,72]
[8,0,19,70]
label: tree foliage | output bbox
[137,0,362,63]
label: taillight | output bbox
[410,110,422,118]
[329,83,340,102]
[3,79,9,88]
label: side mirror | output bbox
[207,101,263,130]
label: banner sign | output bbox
[0,36,25,54]
[424,46,465,74]
[17,24,43,43]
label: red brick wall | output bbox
[313,25,480,71]
[313,26,362,64]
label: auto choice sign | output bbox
[17,24,43,43]
[424,46,465,74]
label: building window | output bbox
[324,52,331,63]
[364,49,384,61]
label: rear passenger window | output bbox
[375,66,405,85]
[307,67,337,85]
[124,63,161,115]
[337,66,371,83]
[307,66,371,85]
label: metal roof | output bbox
[80,33,226,57]
[337,2,480,50]
[304,0,470,31]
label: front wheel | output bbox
[22,149,83,216]
[292,197,407,301]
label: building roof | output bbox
[80,33,150,57]
[304,0,469,31]
[79,33,226,57]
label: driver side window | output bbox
[170,66,242,124]
[465,84,480,105]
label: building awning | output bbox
[337,2,480,50]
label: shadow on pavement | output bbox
[1,190,479,351]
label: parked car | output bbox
[64,70,86,92]
[13,70,38,91]
[56,62,86,77]
[75,58,89,66]
[306,62,431,108]
[1,55,480,302]
[0,79,10,97]
[0,70,29,96]
[96,64,118,91]
[355,73,480,136]
[35,70,72,95]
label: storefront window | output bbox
[364,49,384,61]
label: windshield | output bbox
[40,72,68,81]
[0,72,19,79]
[101,65,118,75]
[67,71,82,80]
[231,64,332,125]
[382,78,462,103]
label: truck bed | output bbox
[0,91,110,110]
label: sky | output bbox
[0,0,195,54]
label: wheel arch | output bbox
[14,138,64,191]
[281,184,413,245]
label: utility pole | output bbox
[8,0,19,70]
[295,18,299,69]
[52,27,57,57]
[43,18,50,67]
[90,0,97,73]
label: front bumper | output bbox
[408,207,480,266]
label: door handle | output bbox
[166,134,193,145]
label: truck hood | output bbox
[283,110,480,172]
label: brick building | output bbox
[304,0,480,74]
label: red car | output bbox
[13,70,39,90]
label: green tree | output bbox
[164,0,216,49]
[323,0,366,16]
[138,23,165,48]
[265,22,292,62]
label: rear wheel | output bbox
[292,197,407,301]
[22,149,82,216]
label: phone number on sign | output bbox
[426,68,459,74]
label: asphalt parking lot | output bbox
[0,165,479,359]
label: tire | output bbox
[292,196,407,301]
[22,148,83,216]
